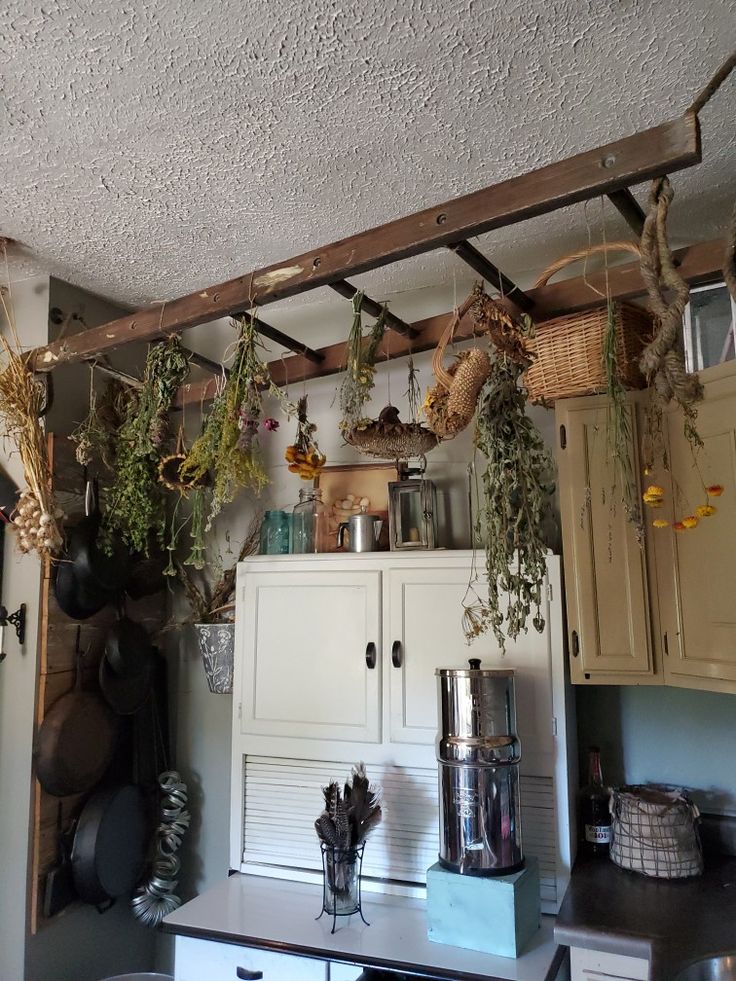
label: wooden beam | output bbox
[607,188,646,236]
[34,114,701,371]
[447,240,534,312]
[328,280,419,338]
[234,311,324,364]
[174,236,723,407]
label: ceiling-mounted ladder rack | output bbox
[32,113,701,376]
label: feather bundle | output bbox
[314,764,382,850]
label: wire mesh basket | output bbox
[610,784,703,879]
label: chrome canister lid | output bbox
[436,658,514,678]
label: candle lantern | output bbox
[388,462,437,550]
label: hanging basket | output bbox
[345,406,439,461]
[522,242,653,405]
[424,312,492,439]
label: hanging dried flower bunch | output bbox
[0,270,63,558]
[462,289,554,651]
[181,316,286,528]
[337,293,386,432]
[285,395,326,479]
[103,337,190,554]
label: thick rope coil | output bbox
[638,178,702,406]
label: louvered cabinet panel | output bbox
[239,757,560,909]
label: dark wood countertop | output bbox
[554,855,736,979]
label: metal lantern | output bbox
[388,463,437,550]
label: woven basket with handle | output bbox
[424,309,492,439]
[523,242,653,405]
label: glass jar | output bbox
[290,488,329,554]
[259,510,290,555]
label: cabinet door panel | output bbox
[557,398,655,682]
[175,935,327,981]
[386,566,555,774]
[658,370,736,686]
[239,570,381,742]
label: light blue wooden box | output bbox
[426,857,541,959]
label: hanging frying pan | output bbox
[99,648,153,716]
[53,559,109,620]
[34,630,119,797]
[123,549,168,600]
[70,783,148,905]
[104,612,152,678]
[68,478,131,593]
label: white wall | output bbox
[0,276,50,981]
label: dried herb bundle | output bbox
[338,293,386,432]
[103,337,190,553]
[176,511,261,622]
[466,347,554,651]
[314,764,382,850]
[181,318,285,528]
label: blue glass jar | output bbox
[260,510,290,555]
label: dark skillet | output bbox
[99,649,153,716]
[104,613,152,678]
[71,784,147,906]
[68,479,131,593]
[34,633,118,796]
[54,559,109,620]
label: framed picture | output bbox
[314,463,398,551]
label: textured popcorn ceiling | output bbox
[1,0,735,325]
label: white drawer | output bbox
[175,935,327,981]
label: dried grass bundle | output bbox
[0,269,62,557]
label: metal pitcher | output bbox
[336,510,383,552]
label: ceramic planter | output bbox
[194,622,235,694]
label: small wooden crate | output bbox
[523,301,652,405]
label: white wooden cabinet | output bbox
[239,568,382,743]
[230,552,573,914]
[175,934,327,981]
[569,946,648,980]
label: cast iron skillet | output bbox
[71,783,147,906]
[68,479,131,593]
[53,559,109,620]
[99,646,154,716]
[34,631,118,797]
[104,612,152,678]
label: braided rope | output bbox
[638,178,702,406]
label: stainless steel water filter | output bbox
[435,659,523,875]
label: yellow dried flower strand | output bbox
[681,515,698,529]
[695,504,716,518]
[652,519,669,528]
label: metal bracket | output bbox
[0,603,27,661]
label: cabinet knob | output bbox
[571,630,580,658]
[391,640,403,668]
[365,642,377,669]
[236,970,263,980]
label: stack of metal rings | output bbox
[131,770,191,927]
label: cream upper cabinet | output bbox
[556,395,658,685]
[238,567,382,743]
[653,364,736,692]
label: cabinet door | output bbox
[386,565,556,773]
[570,946,649,980]
[239,569,381,742]
[175,935,327,981]
[656,367,736,690]
[556,397,656,684]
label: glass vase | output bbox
[317,843,369,933]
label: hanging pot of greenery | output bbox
[461,289,554,652]
[102,337,190,555]
[180,317,286,529]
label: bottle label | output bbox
[585,824,612,845]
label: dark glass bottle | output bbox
[580,746,612,856]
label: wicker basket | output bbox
[610,784,703,879]
[523,242,653,405]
